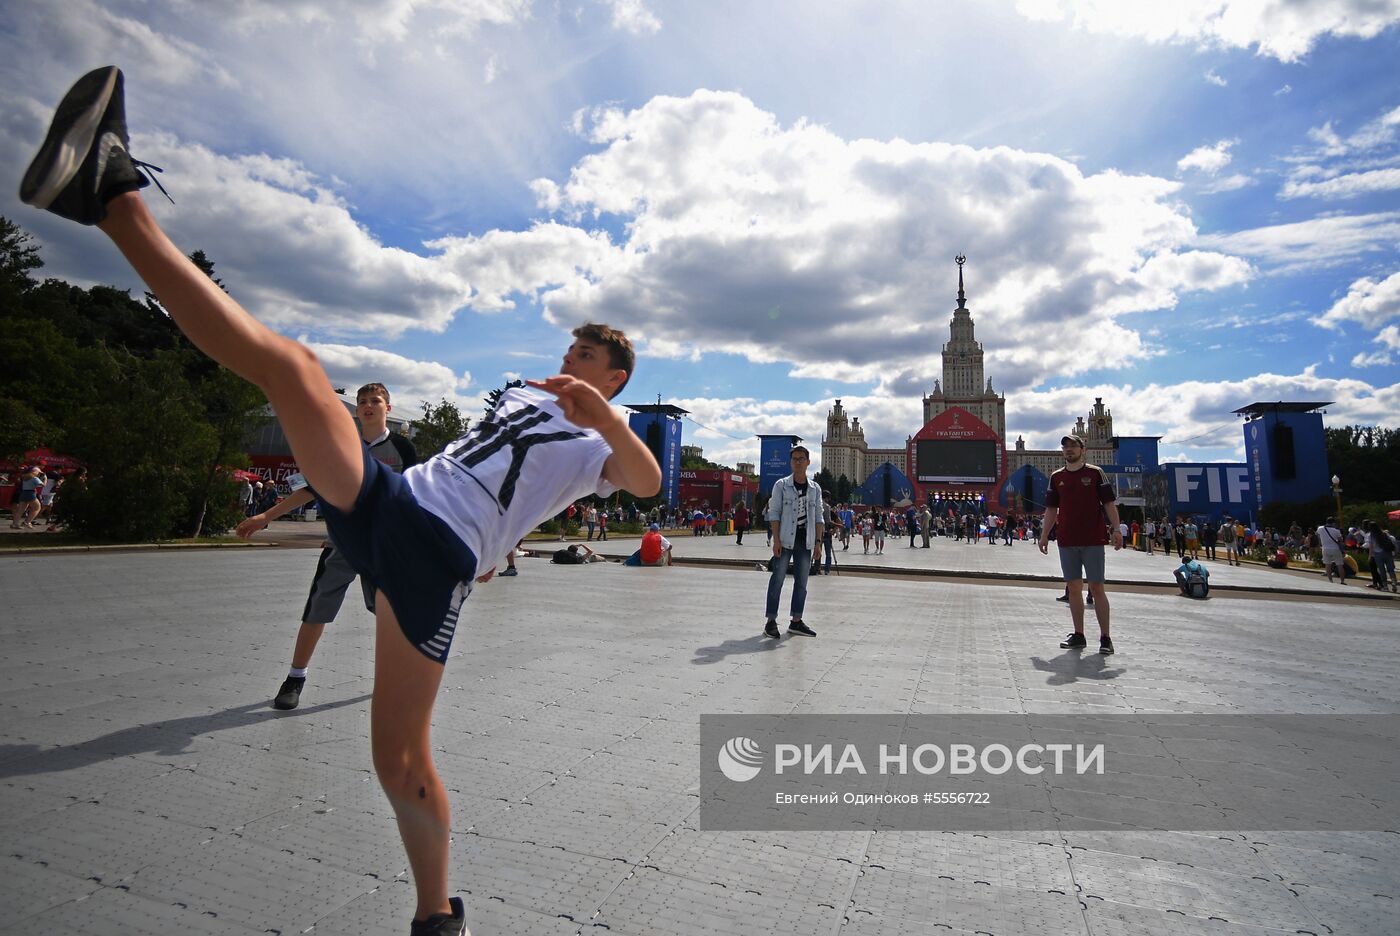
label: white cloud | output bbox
[298,339,478,410]
[1199,173,1254,194]
[1015,0,1400,63]
[1316,271,1400,330]
[1351,350,1393,367]
[1203,68,1227,87]
[1280,167,1400,199]
[529,91,1250,392]
[218,0,535,43]
[12,0,233,88]
[1274,84,1292,96]
[604,0,662,34]
[1197,212,1400,272]
[1177,138,1236,175]
[1377,325,1400,350]
[126,132,476,337]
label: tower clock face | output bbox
[1095,417,1108,429]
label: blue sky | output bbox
[3,0,1398,471]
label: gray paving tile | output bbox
[3,549,1399,935]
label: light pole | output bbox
[1332,474,1343,527]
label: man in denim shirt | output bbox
[764,446,824,639]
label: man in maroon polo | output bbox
[1038,434,1124,654]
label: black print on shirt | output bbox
[446,405,584,510]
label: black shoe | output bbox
[410,897,467,936]
[1099,636,1115,655]
[788,620,816,637]
[763,619,780,639]
[1059,632,1086,649]
[1055,593,1070,603]
[273,676,305,710]
[19,67,166,225]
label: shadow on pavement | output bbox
[692,634,787,664]
[1029,652,1125,685]
[0,693,371,777]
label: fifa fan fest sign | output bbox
[907,407,1005,509]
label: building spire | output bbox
[955,254,966,308]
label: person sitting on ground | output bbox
[1266,548,1289,569]
[624,523,673,566]
[552,542,603,564]
[1174,556,1211,598]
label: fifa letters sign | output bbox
[1167,463,1251,523]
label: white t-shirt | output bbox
[1317,525,1344,555]
[406,387,615,571]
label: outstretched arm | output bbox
[526,375,661,496]
[235,488,315,538]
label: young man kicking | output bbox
[21,67,661,936]
[237,382,418,710]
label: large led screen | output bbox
[916,439,998,483]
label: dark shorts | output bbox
[316,446,478,664]
[14,490,37,503]
[1058,545,1106,583]
[301,541,376,624]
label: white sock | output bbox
[288,667,308,679]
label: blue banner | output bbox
[628,412,683,507]
[1167,463,1252,524]
[758,435,802,498]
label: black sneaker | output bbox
[788,620,816,637]
[763,619,780,639]
[19,66,166,225]
[410,897,468,936]
[273,676,305,710]
[1099,636,1115,655]
[1059,632,1086,649]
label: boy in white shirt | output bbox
[21,66,661,936]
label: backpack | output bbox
[1184,565,1208,598]
[552,548,585,564]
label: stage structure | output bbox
[625,401,687,508]
[907,406,1006,509]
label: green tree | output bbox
[58,347,220,541]
[483,379,525,418]
[834,473,852,504]
[1325,425,1400,504]
[0,215,43,292]
[411,398,470,458]
[144,250,268,536]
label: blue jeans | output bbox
[766,546,812,620]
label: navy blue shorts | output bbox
[316,446,478,664]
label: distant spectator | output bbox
[552,543,603,564]
[1317,516,1347,584]
[1174,557,1210,598]
[733,502,750,545]
[625,524,673,566]
[10,466,43,529]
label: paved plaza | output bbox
[2,540,1399,935]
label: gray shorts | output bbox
[302,541,376,624]
[1058,545,1106,583]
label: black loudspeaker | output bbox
[1272,424,1296,480]
[645,420,663,463]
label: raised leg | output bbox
[97,193,362,511]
